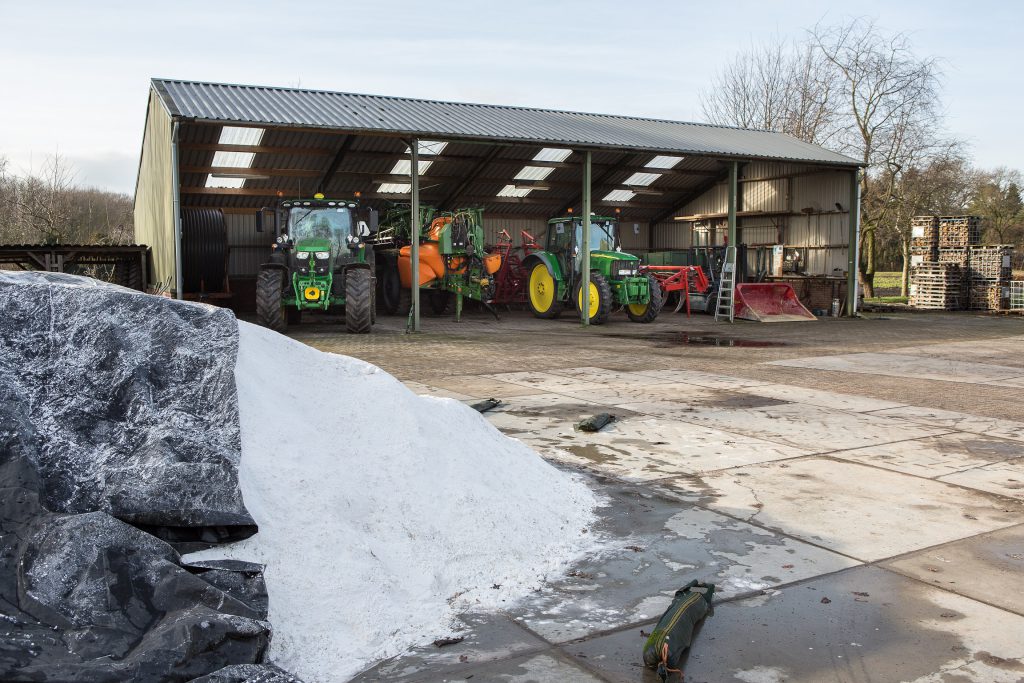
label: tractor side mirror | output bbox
[356,208,378,237]
[255,207,274,233]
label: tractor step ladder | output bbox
[715,245,737,323]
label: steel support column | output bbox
[581,150,592,326]
[847,169,861,316]
[171,121,183,299]
[727,161,738,247]
[410,139,420,332]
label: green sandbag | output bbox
[470,397,502,413]
[642,580,715,681]
[575,413,615,432]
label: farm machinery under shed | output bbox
[373,208,666,325]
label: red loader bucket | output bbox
[734,283,817,322]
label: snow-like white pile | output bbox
[187,322,598,682]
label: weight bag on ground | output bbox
[642,580,715,681]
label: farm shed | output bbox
[133,79,863,319]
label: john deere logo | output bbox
[304,287,321,301]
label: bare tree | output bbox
[701,37,842,146]
[0,154,134,247]
[811,18,943,297]
[19,154,79,243]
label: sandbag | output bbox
[575,413,616,432]
[642,580,715,681]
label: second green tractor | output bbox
[523,215,662,324]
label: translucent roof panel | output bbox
[211,151,255,168]
[623,172,661,187]
[603,189,636,202]
[399,140,447,156]
[205,175,246,189]
[218,126,264,146]
[389,159,434,176]
[378,183,411,194]
[514,166,554,181]
[417,140,447,155]
[645,155,684,169]
[497,185,532,198]
[532,147,572,162]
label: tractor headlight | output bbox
[315,251,330,260]
[295,251,310,260]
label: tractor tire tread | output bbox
[576,272,613,325]
[256,268,287,332]
[345,267,373,334]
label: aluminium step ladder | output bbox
[714,245,737,323]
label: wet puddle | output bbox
[672,333,787,347]
[601,331,787,348]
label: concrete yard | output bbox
[290,309,1024,683]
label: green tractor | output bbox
[523,215,662,324]
[255,194,378,333]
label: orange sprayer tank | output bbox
[483,252,502,274]
[397,243,445,287]
[427,217,449,241]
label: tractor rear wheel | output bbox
[345,268,373,334]
[395,288,412,317]
[575,272,613,325]
[377,260,402,315]
[704,289,719,315]
[256,268,287,332]
[626,274,664,323]
[527,262,561,319]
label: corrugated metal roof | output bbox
[153,79,861,167]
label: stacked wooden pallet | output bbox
[907,215,1014,311]
[967,245,1013,310]
[909,263,963,310]
[910,216,939,265]
[939,215,981,248]
[936,247,969,304]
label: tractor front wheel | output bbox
[575,272,613,325]
[256,268,287,332]
[527,262,561,319]
[345,268,373,334]
[626,274,664,323]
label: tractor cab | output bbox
[547,215,641,281]
[546,216,619,266]
[267,196,377,270]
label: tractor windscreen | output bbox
[575,221,617,252]
[288,206,354,249]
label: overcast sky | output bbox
[1,0,1020,194]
